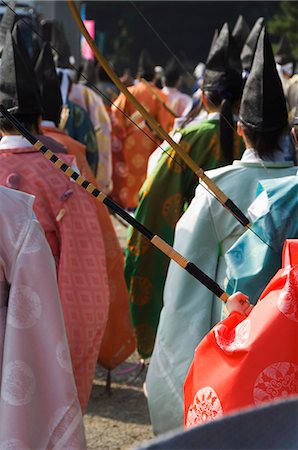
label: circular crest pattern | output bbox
[253,362,298,406]
[7,285,42,329]
[186,386,223,427]
[1,361,36,406]
[214,319,251,353]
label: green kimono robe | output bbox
[125,117,244,357]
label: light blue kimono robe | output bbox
[226,175,298,303]
[146,153,297,434]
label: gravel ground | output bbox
[84,214,154,450]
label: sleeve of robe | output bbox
[145,184,221,434]
[0,193,85,449]
[83,86,113,193]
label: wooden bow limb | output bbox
[0,104,229,304]
[67,0,250,230]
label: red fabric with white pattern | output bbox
[184,239,298,427]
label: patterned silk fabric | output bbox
[0,186,86,448]
[41,126,136,370]
[110,80,174,209]
[125,120,244,358]
[0,146,109,412]
[185,239,298,427]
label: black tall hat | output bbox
[239,27,288,131]
[203,23,242,97]
[232,15,250,53]
[164,58,181,84]
[210,29,219,53]
[241,17,264,73]
[137,49,155,78]
[275,36,294,65]
[34,42,62,123]
[0,31,42,115]
[0,0,15,54]
[12,19,41,66]
[40,19,53,43]
[51,21,71,68]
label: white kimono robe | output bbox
[0,186,86,449]
[146,150,297,434]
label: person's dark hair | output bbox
[137,70,155,82]
[240,124,286,159]
[203,89,237,164]
[97,65,115,83]
[0,114,40,134]
[165,70,180,88]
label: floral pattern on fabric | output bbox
[277,269,298,322]
[214,318,251,353]
[253,362,298,406]
[186,387,223,427]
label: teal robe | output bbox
[226,175,298,302]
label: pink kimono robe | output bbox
[0,186,85,448]
[0,144,109,412]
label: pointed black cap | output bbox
[275,36,294,65]
[0,0,16,55]
[0,31,42,115]
[34,42,62,123]
[210,28,219,53]
[40,19,53,43]
[51,21,71,68]
[241,17,264,73]
[137,49,155,80]
[232,15,250,53]
[203,23,243,99]
[11,19,41,66]
[164,58,180,84]
[240,27,288,131]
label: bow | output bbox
[67,0,250,230]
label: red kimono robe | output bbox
[184,239,298,427]
[41,125,136,370]
[0,143,109,412]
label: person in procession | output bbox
[146,26,298,434]
[125,23,245,359]
[35,40,136,373]
[0,31,110,413]
[0,186,86,449]
[110,49,174,209]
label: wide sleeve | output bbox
[85,87,113,193]
[0,216,86,449]
[146,185,221,434]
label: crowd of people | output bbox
[0,3,297,448]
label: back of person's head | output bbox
[202,23,243,163]
[164,58,180,87]
[137,49,155,81]
[239,27,288,159]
